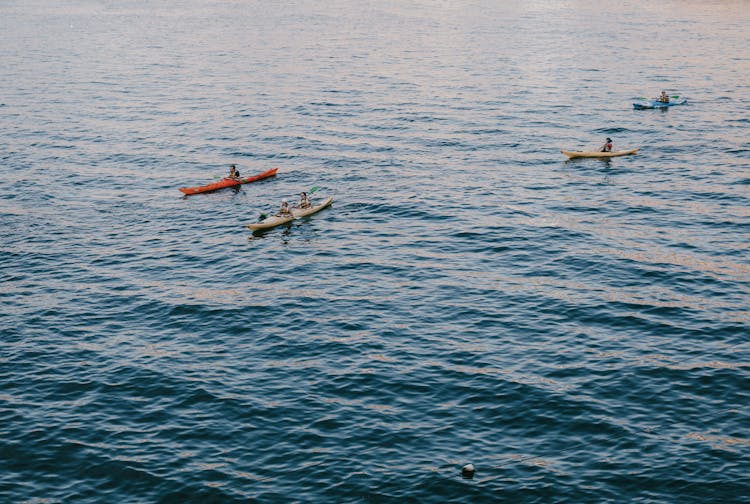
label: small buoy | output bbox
[461,463,475,479]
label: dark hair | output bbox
[606,137,612,142]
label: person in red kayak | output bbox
[228,164,240,179]
[600,137,613,152]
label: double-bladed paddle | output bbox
[635,95,680,100]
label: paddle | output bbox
[635,95,680,100]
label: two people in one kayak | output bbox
[277,192,313,217]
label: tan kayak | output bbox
[247,196,333,231]
[561,148,639,159]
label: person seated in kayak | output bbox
[228,164,240,179]
[298,191,312,209]
[600,137,613,152]
[278,199,293,217]
[658,91,670,103]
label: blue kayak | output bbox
[633,98,687,109]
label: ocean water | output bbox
[1,1,748,502]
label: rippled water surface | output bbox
[1,1,749,502]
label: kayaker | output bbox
[600,137,613,152]
[299,192,312,209]
[228,164,240,179]
[278,199,292,217]
[658,91,670,103]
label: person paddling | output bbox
[658,91,670,103]
[600,137,613,152]
[298,191,312,209]
[278,199,292,217]
[228,164,241,179]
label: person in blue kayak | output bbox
[298,191,312,209]
[600,137,613,152]
[228,164,240,179]
[658,91,670,103]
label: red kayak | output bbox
[179,167,278,195]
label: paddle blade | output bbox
[259,213,267,221]
[309,186,320,194]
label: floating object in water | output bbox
[461,463,475,479]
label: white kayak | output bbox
[561,148,639,159]
[247,196,333,231]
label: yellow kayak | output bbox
[247,197,333,231]
[561,148,639,159]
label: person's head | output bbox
[282,199,288,205]
[606,137,612,143]
[301,192,307,197]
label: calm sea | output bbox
[1,1,748,502]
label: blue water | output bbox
[1,1,748,502]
